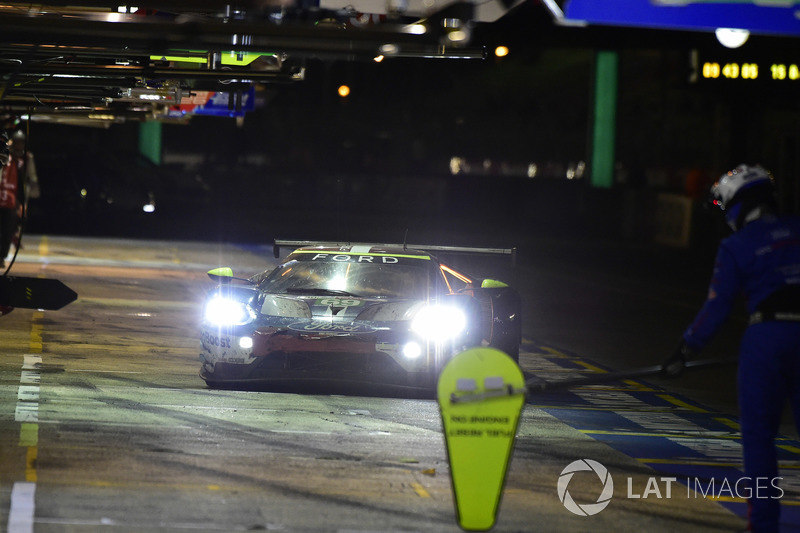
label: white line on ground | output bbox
[7,481,36,533]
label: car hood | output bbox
[260,294,424,322]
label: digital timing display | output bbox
[692,50,800,83]
[700,61,799,81]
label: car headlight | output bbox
[402,341,423,359]
[410,304,467,341]
[204,295,257,326]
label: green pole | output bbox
[139,121,162,165]
[591,50,618,189]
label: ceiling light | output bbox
[715,28,749,48]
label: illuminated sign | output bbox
[168,88,256,118]
[561,0,800,38]
[700,62,760,80]
[693,52,800,83]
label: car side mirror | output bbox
[208,267,234,283]
[480,279,509,289]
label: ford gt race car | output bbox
[199,240,521,391]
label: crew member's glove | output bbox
[661,340,694,378]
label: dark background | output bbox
[20,3,800,261]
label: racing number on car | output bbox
[317,298,363,307]
[202,331,232,348]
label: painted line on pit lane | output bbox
[33,517,448,533]
[411,482,431,498]
[7,483,36,533]
[71,297,196,309]
[578,429,742,439]
[48,343,199,355]
[28,517,278,531]
[8,302,47,533]
[10,252,202,271]
[26,477,448,501]
[69,369,144,373]
[523,341,800,525]
[636,458,800,469]
[716,417,741,431]
[657,394,709,413]
[8,345,44,533]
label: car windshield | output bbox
[259,257,432,299]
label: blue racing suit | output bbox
[683,213,800,533]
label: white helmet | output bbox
[710,164,772,211]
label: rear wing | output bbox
[273,239,517,265]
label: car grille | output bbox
[257,350,404,375]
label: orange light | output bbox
[337,85,351,97]
[494,46,509,58]
[441,265,472,284]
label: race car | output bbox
[199,240,521,390]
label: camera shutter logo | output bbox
[557,459,614,516]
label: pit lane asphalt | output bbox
[0,235,793,532]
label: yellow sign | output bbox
[437,347,526,531]
[150,52,276,66]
